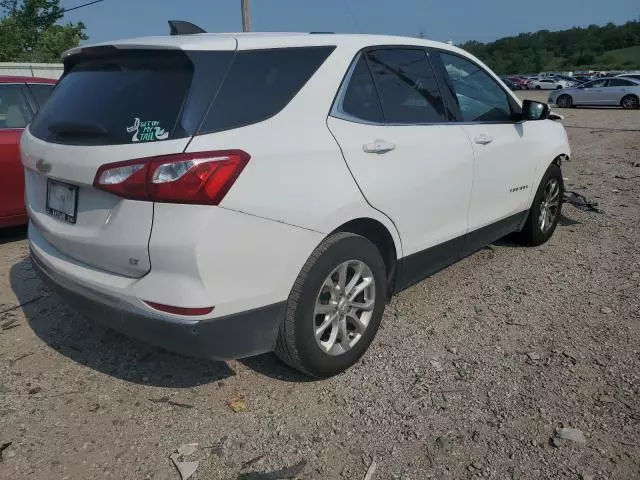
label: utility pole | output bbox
[241,0,251,32]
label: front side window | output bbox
[0,84,31,129]
[365,48,447,123]
[439,52,512,122]
[584,79,608,88]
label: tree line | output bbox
[0,0,86,63]
[459,19,640,74]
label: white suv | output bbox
[21,32,570,377]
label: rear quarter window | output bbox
[199,46,335,134]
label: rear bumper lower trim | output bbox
[31,250,285,360]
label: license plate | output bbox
[46,179,78,224]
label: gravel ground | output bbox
[1,91,639,480]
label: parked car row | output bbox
[548,76,640,109]
[501,70,640,92]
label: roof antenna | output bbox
[168,20,207,36]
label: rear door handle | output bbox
[363,139,396,154]
[474,134,493,145]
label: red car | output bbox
[508,76,529,90]
[0,76,56,227]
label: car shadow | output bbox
[9,256,314,385]
[9,257,236,388]
[558,214,581,226]
[0,225,27,245]
[239,353,316,383]
[493,212,580,248]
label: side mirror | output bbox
[521,100,550,121]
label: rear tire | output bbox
[556,94,573,108]
[275,232,387,378]
[621,94,639,110]
[515,163,564,246]
[535,85,541,90]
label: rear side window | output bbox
[199,46,335,134]
[27,83,55,109]
[609,78,635,87]
[0,84,32,129]
[366,49,446,123]
[30,49,233,145]
[336,55,384,123]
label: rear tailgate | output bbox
[22,42,236,277]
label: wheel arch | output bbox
[331,217,399,298]
[620,93,639,108]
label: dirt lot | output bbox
[1,91,639,480]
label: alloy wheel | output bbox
[539,178,561,233]
[313,260,375,356]
[622,96,639,109]
[557,95,571,108]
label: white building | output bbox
[0,62,64,79]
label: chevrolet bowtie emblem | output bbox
[36,159,51,174]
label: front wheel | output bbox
[275,232,387,377]
[621,95,639,110]
[515,163,563,246]
[535,85,541,90]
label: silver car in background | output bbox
[548,77,640,109]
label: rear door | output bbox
[606,78,636,105]
[21,46,236,277]
[434,51,540,249]
[327,47,474,288]
[0,83,33,218]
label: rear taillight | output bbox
[93,150,250,205]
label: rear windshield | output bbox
[30,46,334,146]
[29,49,232,146]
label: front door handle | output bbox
[363,139,396,154]
[474,134,493,145]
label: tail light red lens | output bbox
[93,150,250,205]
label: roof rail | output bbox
[168,20,207,36]
[310,31,335,34]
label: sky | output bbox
[59,0,639,45]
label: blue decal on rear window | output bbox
[127,117,169,142]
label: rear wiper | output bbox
[48,121,110,137]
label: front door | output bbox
[327,48,474,288]
[435,52,540,251]
[574,79,609,105]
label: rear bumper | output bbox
[31,250,285,359]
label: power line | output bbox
[343,0,361,33]
[0,0,105,27]
[63,0,105,14]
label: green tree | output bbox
[459,19,640,73]
[0,0,87,62]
